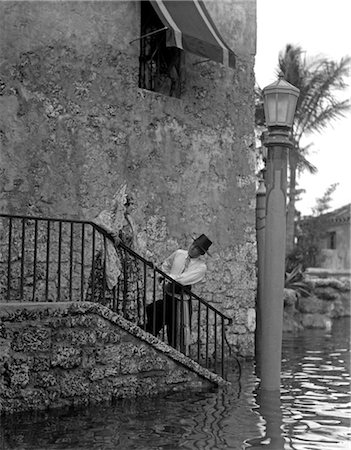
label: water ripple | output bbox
[276,317,350,450]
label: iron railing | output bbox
[0,213,232,378]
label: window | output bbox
[139,1,183,97]
[327,231,336,249]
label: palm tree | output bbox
[256,45,351,255]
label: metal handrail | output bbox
[0,213,232,378]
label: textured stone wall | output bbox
[0,302,230,414]
[0,1,257,356]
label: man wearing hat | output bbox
[145,234,212,351]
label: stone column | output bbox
[259,128,291,390]
[255,176,266,372]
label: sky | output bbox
[255,0,351,216]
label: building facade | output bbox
[315,204,350,271]
[299,204,351,272]
[0,1,257,356]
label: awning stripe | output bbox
[193,0,229,66]
[149,0,236,69]
[155,0,183,49]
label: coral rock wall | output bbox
[284,277,350,332]
[0,1,257,356]
[0,302,227,414]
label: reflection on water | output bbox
[1,318,350,450]
[246,317,351,450]
[244,390,285,449]
[0,376,259,450]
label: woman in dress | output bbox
[85,185,143,324]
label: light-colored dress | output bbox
[85,185,143,323]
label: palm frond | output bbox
[296,153,318,174]
[299,143,314,155]
[255,47,351,169]
[303,100,351,135]
[294,56,351,140]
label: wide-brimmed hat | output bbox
[192,234,212,256]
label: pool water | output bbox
[1,318,350,450]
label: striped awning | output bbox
[150,0,236,69]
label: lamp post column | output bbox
[255,176,266,374]
[260,128,292,390]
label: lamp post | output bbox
[259,73,299,390]
[255,169,266,374]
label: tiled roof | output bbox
[320,203,350,224]
[301,203,350,224]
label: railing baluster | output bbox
[112,238,117,312]
[123,248,128,315]
[221,317,225,378]
[102,235,107,305]
[214,313,217,373]
[180,290,184,353]
[205,307,209,369]
[91,227,96,301]
[81,223,85,302]
[197,300,201,363]
[69,222,74,301]
[143,262,147,330]
[136,255,141,324]
[152,268,156,335]
[32,220,38,301]
[57,221,62,301]
[112,285,117,313]
[45,221,50,300]
[161,277,166,341]
[0,213,232,379]
[117,278,120,312]
[171,283,176,348]
[7,217,12,301]
[20,219,25,299]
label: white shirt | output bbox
[161,249,207,286]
